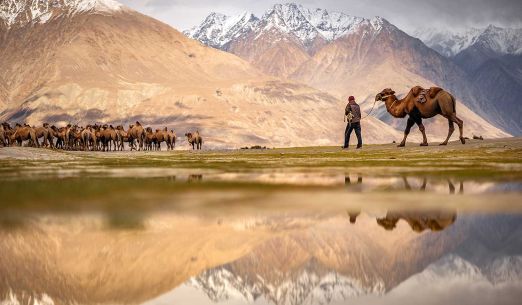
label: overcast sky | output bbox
[119,0,522,33]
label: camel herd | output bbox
[0,121,204,151]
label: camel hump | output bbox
[429,87,443,98]
[411,86,424,97]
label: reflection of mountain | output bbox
[171,214,522,305]
[190,263,384,305]
[2,213,522,305]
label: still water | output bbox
[1,167,521,305]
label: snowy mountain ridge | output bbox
[0,0,123,28]
[412,25,522,57]
[184,2,385,50]
[189,267,385,305]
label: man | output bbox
[343,96,362,149]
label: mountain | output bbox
[184,3,381,78]
[414,25,522,59]
[186,3,511,140]
[411,27,483,57]
[412,25,522,135]
[0,0,407,148]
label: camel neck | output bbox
[385,96,406,118]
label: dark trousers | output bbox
[344,122,362,148]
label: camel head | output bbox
[185,132,192,139]
[375,88,396,102]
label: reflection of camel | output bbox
[402,177,464,194]
[377,210,456,233]
[188,174,203,183]
[345,175,363,185]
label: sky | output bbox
[118,0,522,33]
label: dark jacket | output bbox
[345,101,361,123]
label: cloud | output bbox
[119,0,522,32]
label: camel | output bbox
[185,131,202,150]
[375,86,465,147]
[154,128,169,151]
[127,122,146,151]
[0,123,6,147]
[34,123,54,148]
[81,126,97,151]
[51,126,66,149]
[115,125,127,151]
[99,125,118,151]
[11,123,39,147]
[166,129,176,150]
[144,127,157,151]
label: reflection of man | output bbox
[343,96,362,149]
[347,211,361,224]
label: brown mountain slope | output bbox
[0,3,405,147]
[289,20,509,140]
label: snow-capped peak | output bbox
[0,0,123,28]
[184,10,258,48]
[410,25,522,57]
[185,3,387,49]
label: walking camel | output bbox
[375,86,465,147]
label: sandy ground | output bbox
[0,137,521,161]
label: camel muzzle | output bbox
[375,93,382,101]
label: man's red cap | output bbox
[348,96,355,101]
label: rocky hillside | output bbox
[0,0,408,148]
[186,3,511,140]
[413,25,522,135]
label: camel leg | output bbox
[453,115,465,144]
[417,121,428,146]
[403,177,412,190]
[440,118,455,146]
[448,180,455,194]
[420,178,427,191]
[399,118,415,147]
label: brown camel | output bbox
[99,125,118,151]
[166,129,176,150]
[115,125,127,151]
[81,125,97,151]
[34,123,54,148]
[154,128,169,151]
[375,86,465,147]
[0,123,6,147]
[127,122,146,151]
[51,126,67,149]
[11,123,39,147]
[185,131,202,150]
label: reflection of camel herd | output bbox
[0,121,203,151]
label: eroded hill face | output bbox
[187,3,511,140]
[0,1,411,148]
